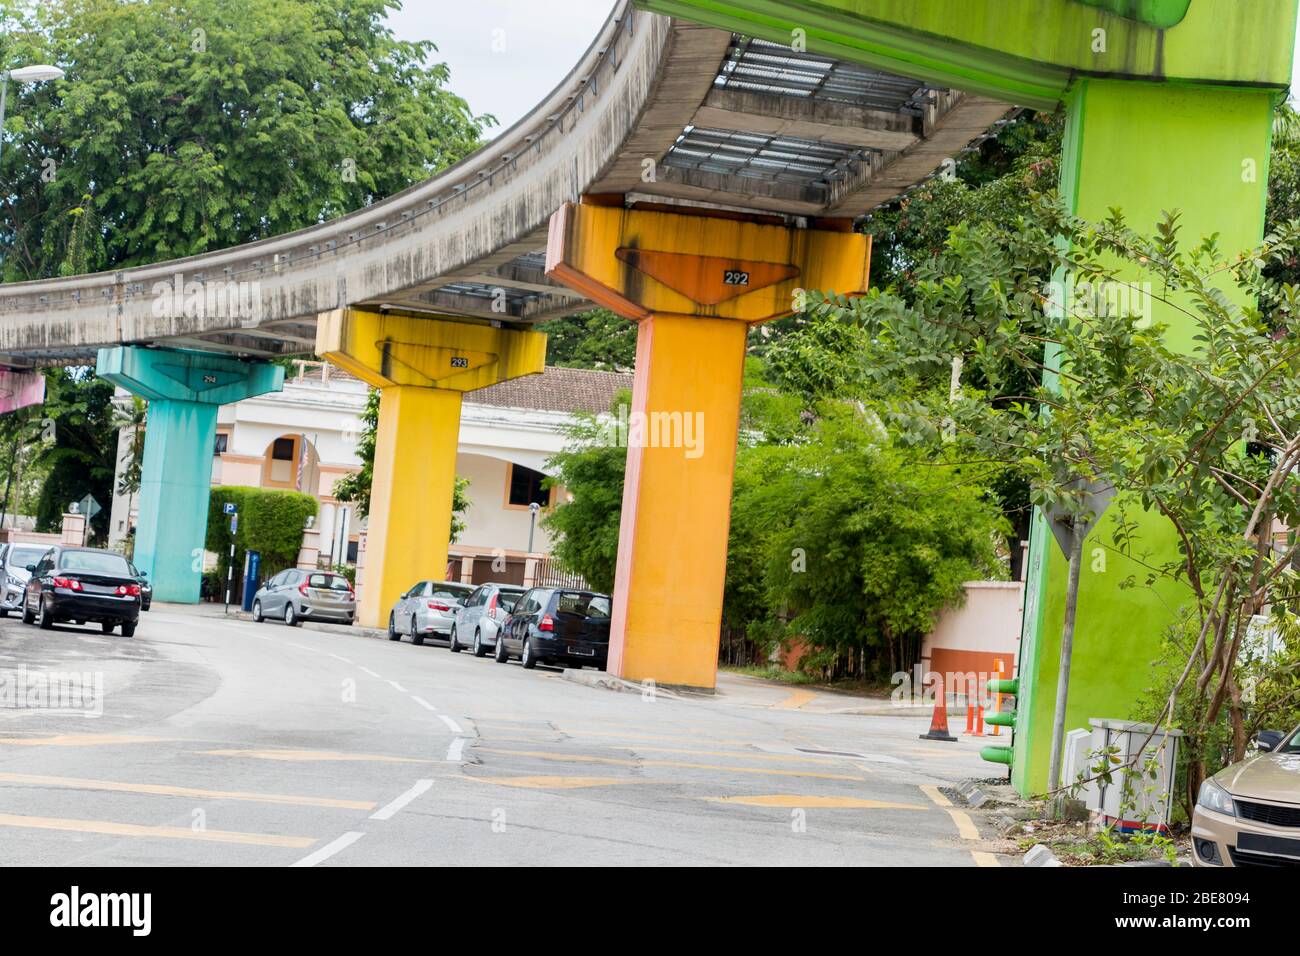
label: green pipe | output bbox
[988,678,1019,696]
[981,745,1014,766]
[985,710,1015,727]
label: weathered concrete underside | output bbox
[0,3,1009,366]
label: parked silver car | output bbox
[451,582,527,656]
[388,580,474,645]
[0,543,50,617]
[252,568,355,626]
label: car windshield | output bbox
[59,550,131,575]
[500,588,526,609]
[431,585,473,603]
[307,573,351,591]
[555,592,611,619]
[1280,726,1300,754]
[9,547,46,568]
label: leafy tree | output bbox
[813,193,1300,794]
[332,387,470,541]
[541,390,631,593]
[31,367,117,540]
[1,0,493,279]
[727,403,1007,679]
[536,308,637,371]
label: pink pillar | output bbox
[0,370,45,414]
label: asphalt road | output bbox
[0,604,1012,866]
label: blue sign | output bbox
[223,502,238,515]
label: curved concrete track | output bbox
[0,2,1009,366]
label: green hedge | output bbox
[206,486,319,583]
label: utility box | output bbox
[1063,728,1094,801]
[1084,719,1183,833]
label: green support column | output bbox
[1013,79,1276,792]
[97,347,284,604]
[640,0,1297,793]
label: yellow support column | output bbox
[317,308,546,628]
[546,201,870,689]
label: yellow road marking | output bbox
[945,809,982,841]
[0,772,377,810]
[482,737,843,765]
[920,785,983,841]
[476,748,864,781]
[703,795,926,809]
[919,784,952,807]
[972,851,1001,867]
[466,775,654,790]
[0,734,169,747]
[772,690,817,710]
[0,812,315,848]
[205,748,428,764]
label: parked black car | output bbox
[494,587,611,670]
[21,546,143,636]
[130,561,152,611]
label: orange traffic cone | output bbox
[921,675,957,741]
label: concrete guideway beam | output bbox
[315,309,546,628]
[546,200,870,689]
[95,347,285,604]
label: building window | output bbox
[213,433,229,455]
[272,437,296,461]
[507,464,550,508]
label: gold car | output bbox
[1192,724,1300,867]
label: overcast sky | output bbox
[388,2,1300,132]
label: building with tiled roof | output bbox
[107,362,633,586]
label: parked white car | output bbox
[388,580,474,645]
[450,582,528,656]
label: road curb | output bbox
[1024,844,1063,867]
[560,668,685,699]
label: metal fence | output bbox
[534,557,589,590]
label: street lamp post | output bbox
[0,64,66,169]
[527,501,540,554]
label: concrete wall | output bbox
[921,580,1023,697]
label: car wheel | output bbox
[521,637,537,670]
[388,614,400,641]
[252,599,264,623]
[494,636,509,663]
[449,626,462,653]
[284,603,300,627]
[121,621,136,638]
[21,599,34,625]
[101,622,114,634]
[38,598,54,630]
[411,619,424,646]
[473,629,486,658]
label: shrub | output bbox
[206,486,318,583]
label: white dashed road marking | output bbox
[369,779,434,821]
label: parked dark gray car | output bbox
[252,569,355,626]
[495,587,612,669]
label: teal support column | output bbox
[96,347,284,604]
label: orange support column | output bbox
[546,200,870,689]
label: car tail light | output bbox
[539,614,555,632]
[428,602,451,612]
[487,592,498,618]
[115,583,142,597]
[299,582,310,596]
[52,577,82,591]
